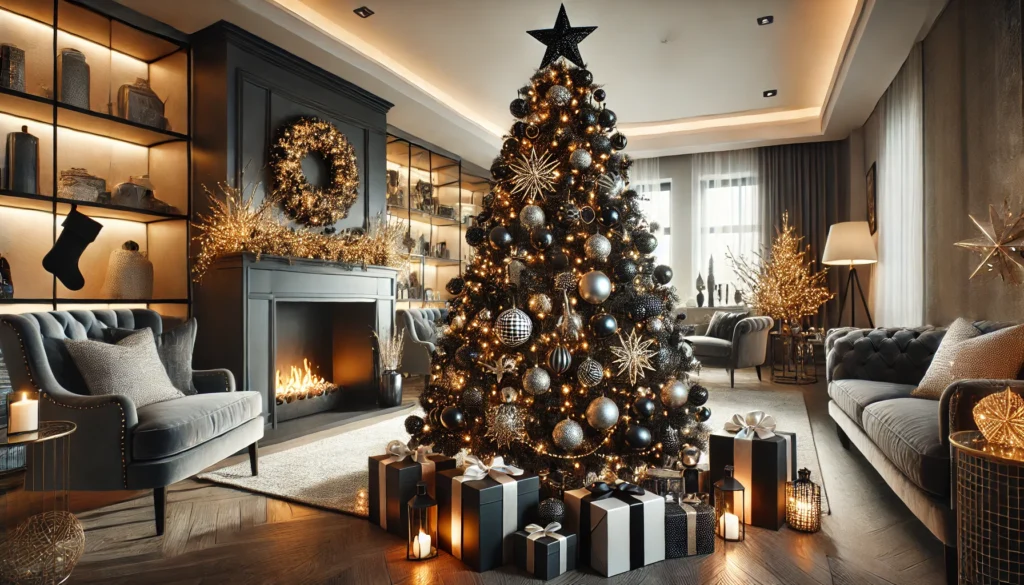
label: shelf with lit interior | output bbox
[387,205,461,227]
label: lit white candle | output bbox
[9,392,38,434]
[415,530,431,559]
[720,512,740,540]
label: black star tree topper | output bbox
[527,4,597,69]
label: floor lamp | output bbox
[822,221,878,328]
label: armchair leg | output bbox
[154,486,166,536]
[729,369,735,388]
[755,365,762,381]
[249,441,259,476]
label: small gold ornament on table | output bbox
[954,199,1024,284]
[973,387,1024,452]
[785,468,822,533]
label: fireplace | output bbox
[193,253,397,429]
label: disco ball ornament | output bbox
[579,270,612,304]
[455,344,481,368]
[612,258,638,282]
[634,231,658,254]
[688,384,709,406]
[548,345,572,374]
[553,418,585,452]
[695,406,712,422]
[557,203,580,227]
[495,307,532,347]
[632,396,656,419]
[523,366,552,396]
[539,498,566,525]
[661,378,689,409]
[680,444,701,468]
[577,107,598,127]
[591,134,612,155]
[520,204,546,229]
[404,415,425,436]
[625,424,652,449]
[570,148,592,170]
[577,357,604,387]
[489,226,513,249]
[528,293,553,316]
[653,265,673,285]
[628,295,665,322]
[586,396,620,431]
[585,234,612,262]
[554,271,577,292]
[547,84,572,106]
[441,406,466,430]
[461,387,485,410]
[590,313,618,338]
[507,259,526,285]
[446,277,465,296]
[466,226,485,247]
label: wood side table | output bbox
[769,332,818,385]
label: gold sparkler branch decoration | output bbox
[192,180,406,281]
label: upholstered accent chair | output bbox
[396,308,448,376]
[0,309,264,536]
[684,316,774,387]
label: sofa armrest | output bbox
[940,379,1024,447]
[193,368,236,393]
[731,316,774,369]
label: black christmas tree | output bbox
[406,4,710,487]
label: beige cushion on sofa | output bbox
[913,320,1024,399]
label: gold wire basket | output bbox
[950,431,1024,584]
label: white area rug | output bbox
[199,386,828,516]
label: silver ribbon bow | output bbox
[451,456,524,562]
[723,411,777,440]
[524,522,568,575]
[458,455,524,480]
[385,439,413,460]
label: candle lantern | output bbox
[6,391,39,436]
[786,467,821,532]
[406,481,437,561]
[713,465,745,542]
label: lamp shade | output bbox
[822,221,877,265]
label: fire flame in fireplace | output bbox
[275,358,337,404]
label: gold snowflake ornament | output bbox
[610,330,657,385]
[974,388,1024,449]
[508,148,559,202]
[954,200,1024,284]
[479,355,518,384]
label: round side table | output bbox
[950,430,1024,585]
[0,421,83,585]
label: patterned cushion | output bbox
[103,318,197,395]
[707,311,749,341]
[64,329,184,408]
[913,322,1024,399]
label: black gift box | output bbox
[437,467,540,572]
[367,453,456,538]
[513,527,577,580]
[709,430,796,530]
[665,495,715,558]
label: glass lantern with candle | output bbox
[407,481,437,561]
[786,467,821,532]
[5,391,39,436]
[713,465,745,542]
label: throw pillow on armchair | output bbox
[707,311,749,341]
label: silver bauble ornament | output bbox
[646,316,665,334]
[523,366,551,395]
[554,271,577,291]
[585,396,620,431]
[577,357,604,387]
[660,377,689,409]
[546,84,572,106]
[496,307,532,347]
[579,270,612,304]
[527,293,553,316]
[585,234,612,262]
[680,444,701,468]
[520,204,546,229]
[570,149,592,170]
[553,418,585,452]
[507,259,526,285]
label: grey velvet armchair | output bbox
[396,308,448,376]
[684,316,774,387]
[0,309,264,536]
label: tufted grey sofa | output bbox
[684,316,774,387]
[825,322,1022,579]
[396,308,448,376]
[0,309,264,536]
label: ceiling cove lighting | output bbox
[758,16,774,26]
[763,89,778,98]
[353,6,374,18]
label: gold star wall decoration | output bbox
[974,387,1024,450]
[610,329,657,385]
[509,147,559,202]
[954,200,1024,284]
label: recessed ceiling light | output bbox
[763,89,778,98]
[757,15,774,26]
[354,6,374,18]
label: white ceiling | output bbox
[118,0,946,167]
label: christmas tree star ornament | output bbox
[973,387,1024,449]
[526,3,597,69]
[508,147,559,202]
[954,200,1024,284]
[610,329,657,385]
[479,355,518,384]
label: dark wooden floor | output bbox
[8,369,945,584]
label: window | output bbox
[635,179,672,269]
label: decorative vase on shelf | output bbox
[5,125,38,194]
[379,370,403,408]
[0,255,13,299]
[57,48,89,110]
[1,44,26,92]
[707,257,716,308]
[117,78,169,130]
[696,291,704,308]
[103,241,153,299]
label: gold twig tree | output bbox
[727,212,833,327]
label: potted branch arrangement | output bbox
[374,328,405,407]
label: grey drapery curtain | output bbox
[757,141,850,329]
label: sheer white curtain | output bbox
[632,158,672,268]
[875,44,924,326]
[690,149,760,291]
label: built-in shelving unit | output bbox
[0,0,190,319]
[385,131,489,309]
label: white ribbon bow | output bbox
[524,523,568,575]
[385,439,413,460]
[723,411,777,439]
[458,455,524,481]
[525,522,563,538]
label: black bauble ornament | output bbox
[571,68,593,87]
[688,384,709,407]
[538,497,567,525]
[465,226,485,247]
[639,295,665,318]
[632,396,656,419]
[441,406,466,430]
[577,108,598,127]
[661,426,682,457]
[625,424,652,449]
[591,134,612,155]
[512,121,528,138]
[461,387,485,410]
[404,415,425,436]
[622,188,638,199]
[550,251,570,270]
[653,265,673,285]
[598,206,620,227]
[634,231,658,254]
[695,406,711,422]
[593,88,607,102]
[530,228,554,250]
[612,258,638,282]
[510,98,529,118]
[599,108,617,129]
[610,132,628,150]
[455,344,481,368]
[489,226,513,249]
[590,313,618,338]
[446,277,466,296]
[491,162,512,181]
[477,210,492,224]
[502,137,520,154]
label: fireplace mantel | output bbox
[193,253,397,426]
